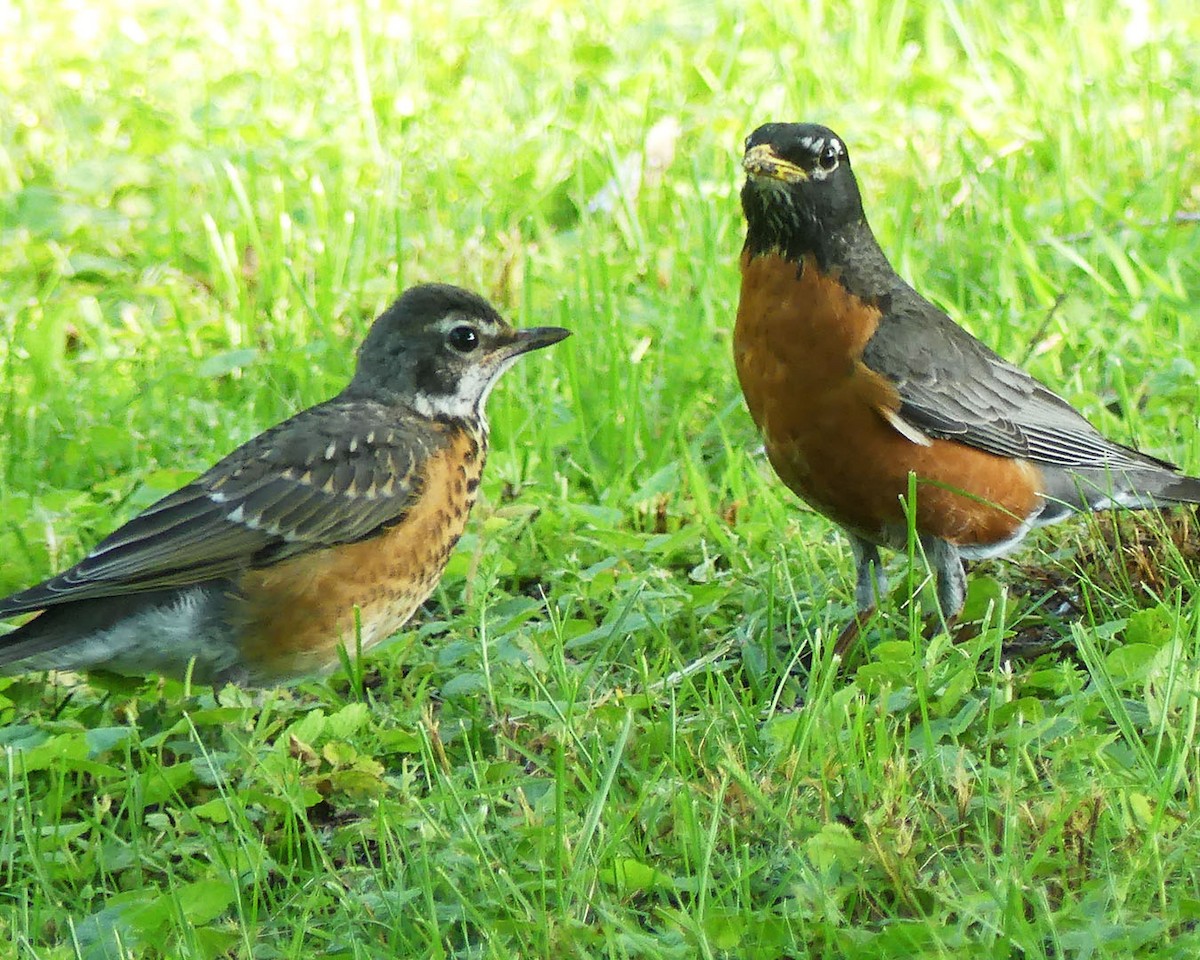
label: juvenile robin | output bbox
[734,121,1200,657]
[0,283,569,687]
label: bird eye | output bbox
[447,325,479,352]
[818,144,839,171]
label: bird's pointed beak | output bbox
[743,143,808,183]
[507,326,572,356]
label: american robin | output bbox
[734,121,1200,657]
[0,283,569,687]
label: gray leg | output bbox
[923,537,966,621]
[833,536,885,660]
[848,536,885,614]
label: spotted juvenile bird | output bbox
[734,121,1200,657]
[0,283,569,686]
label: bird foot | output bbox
[922,613,977,645]
[832,608,874,662]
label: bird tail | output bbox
[1157,473,1200,507]
[0,612,68,672]
[1037,465,1200,520]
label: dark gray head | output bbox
[348,283,570,419]
[741,122,867,259]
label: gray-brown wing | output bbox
[0,398,444,616]
[862,296,1176,472]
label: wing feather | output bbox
[0,398,445,617]
[863,297,1176,473]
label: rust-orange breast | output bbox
[734,251,1043,548]
[233,428,484,682]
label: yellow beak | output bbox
[742,144,808,183]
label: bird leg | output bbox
[833,537,885,660]
[922,537,966,640]
[832,612,871,660]
[832,538,969,660]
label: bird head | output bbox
[350,283,570,420]
[741,122,866,256]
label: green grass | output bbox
[2,0,1200,956]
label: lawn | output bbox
[2,0,1200,956]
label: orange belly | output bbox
[233,430,484,681]
[734,251,1043,548]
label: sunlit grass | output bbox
[2,0,1200,956]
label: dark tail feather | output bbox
[1159,473,1200,506]
[0,587,183,673]
[0,582,57,620]
[1039,465,1200,517]
[0,611,68,670]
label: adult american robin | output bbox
[0,283,569,687]
[734,121,1200,657]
